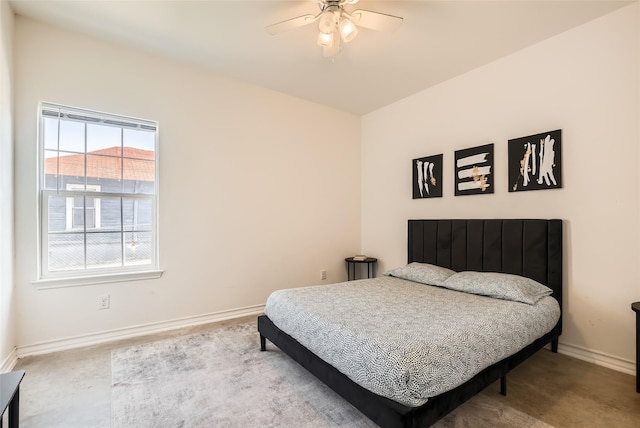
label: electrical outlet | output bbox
[321,269,327,280]
[98,294,110,310]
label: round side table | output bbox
[345,257,377,281]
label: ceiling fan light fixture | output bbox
[318,10,337,34]
[317,31,334,47]
[265,0,403,57]
[323,29,341,57]
[338,16,358,42]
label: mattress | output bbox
[264,276,560,407]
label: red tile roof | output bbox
[45,147,155,181]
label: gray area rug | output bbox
[111,322,553,427]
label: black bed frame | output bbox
[258,219,563,427]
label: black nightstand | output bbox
[1,370,25,428]
[345,257,377,281]
[632,302,640,392]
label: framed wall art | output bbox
[454,144,494,196]
[508,129,562,192]
[412,154,442,199]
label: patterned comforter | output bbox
[264,276,560,407]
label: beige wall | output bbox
[361,3,640,371]
[13,17,361,350]
[0,0,16,370]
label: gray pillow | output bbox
[441,271,552,304]
[384,262,456,286]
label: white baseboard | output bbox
[558,342,635,375]
[0,347,18,373]
[17,304,265,358]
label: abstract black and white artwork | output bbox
[412,154,442,199]
[508,129,562,192]
[454,144,494,196]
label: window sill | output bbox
[32,270,164,289]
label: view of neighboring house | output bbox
[44,145,155,272]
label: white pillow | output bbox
[384,262,456,286]
[441,271,552,304]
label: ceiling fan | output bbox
[265,0,403,58]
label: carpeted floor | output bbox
[111,322,552,427]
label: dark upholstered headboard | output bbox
[408,219,563,306]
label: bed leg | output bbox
[551,338,559,353]
[500,376,507,396]
[260,334,266,351]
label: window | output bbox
[66,184,101,230]
[37,102,160,285]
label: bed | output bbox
[258,219,563,427]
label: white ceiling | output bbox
[8,0,632,114]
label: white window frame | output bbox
[35,102,162,288]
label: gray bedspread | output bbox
[264,276,560,407]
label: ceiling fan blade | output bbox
[265,14,319,35]
[350,9,403,32]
